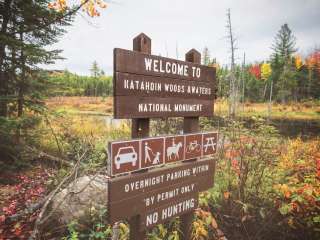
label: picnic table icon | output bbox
[203,137,216,153]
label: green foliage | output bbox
[47,70,113,97]
[202,117,320,239]
[62,208,114,240]
[273,138,320,236]
[147,218,180,240]
[63,221,79,240]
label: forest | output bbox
[0,0,319,240]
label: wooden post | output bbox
[180,49,201,240]
[129,33,151,239]
[131,33,151,139]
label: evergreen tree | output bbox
[0,0,72,117]
[202,47,210,66]
[271,24,298,102]
[0,0,72,160]
[90,60,101,78]
[272,23,297,63]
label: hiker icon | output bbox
[144,142,161,165]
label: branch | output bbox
[11,0,90,35]
[30,150,87,239]
[26,146,74,167]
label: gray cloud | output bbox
[45,0,320,75]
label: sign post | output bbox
[110,33,217,240]
[130,33,151,239]
[181,49,201,240]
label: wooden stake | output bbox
[180,49,201,240]
[131,33,151,139]
[129,33,151,239]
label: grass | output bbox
[214,98,320,121]
[46,96,113,115]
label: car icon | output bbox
[114,146,138,170]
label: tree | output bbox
[271,24,297,63]
[261,63,272,80]
[271,24,298,103]
[0,0,72,160]
[202,47,210,66]
[226,8,238,118]
[90,60,101,78]
[305,49,320,99]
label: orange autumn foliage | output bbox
[49,0,107,17]
[274,138,320,228]
[306,50,320,74]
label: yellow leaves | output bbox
[48,0,67,11]
[49,0,107,17]
[275,184,291,199]
[294,55,303,70]
[261,62,272,80]
[192,219,208,240]
[193,209,219,239]
[81,0,108,17]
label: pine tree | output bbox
[271,24,298,103]
[272,23,297,63]
[90,60,101,78]
[202,47,210,66]
[0,0,73,159]
[0,0,72,117]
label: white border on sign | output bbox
[109,137,166,176]
[109,139,141,176]
[107,132,218,176]
[163,134,185,164]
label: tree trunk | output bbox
[18,31,25,117]
[268,80,273,120]
[0,0,13,117]
[263,83,267,100]
[226,9,237,118]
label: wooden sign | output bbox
[115,96,213,118]
[108,132,218,176]
[142,194,198,228]
[115,73,214,100]
[114,48,215,82]
[110,34,217,239]
[108,158,215,227]
[113,48,216,119]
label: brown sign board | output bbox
[114,48,216,82]
[141,194,198,229]
[115,96,213,118]
[115,72,214,100]
[113,48,216,119]
[108,158,215,225]
[108,132,218,176]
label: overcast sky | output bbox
[47,0,320,75]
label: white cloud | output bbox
[45,0,320,75]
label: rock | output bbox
[39,174,109,238]
[51,174,109,224]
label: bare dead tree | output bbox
[241,52,246,114]
[226,8,238,118]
